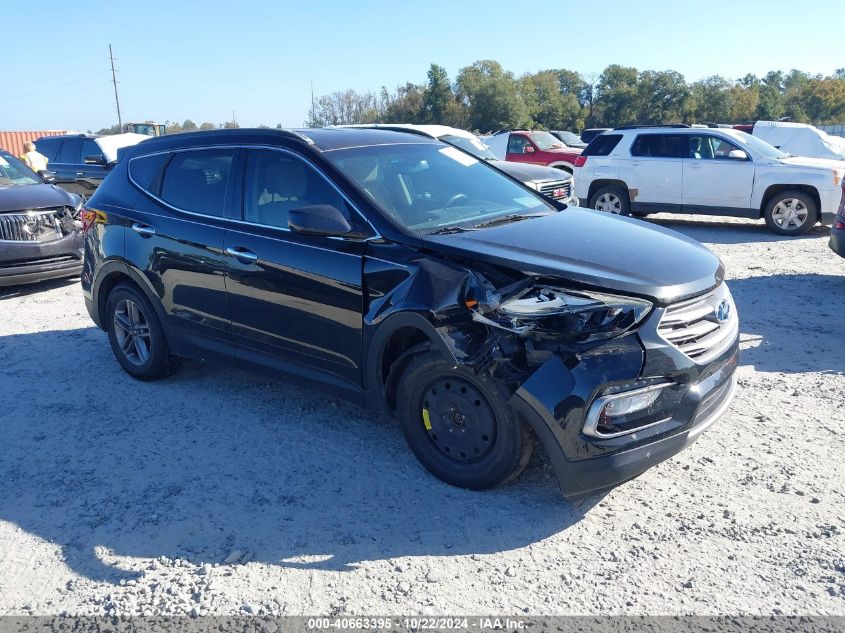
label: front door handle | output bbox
[687,163,703,169]
[75,171,85,176]
[225,246,258,264]
[131,222,156,237]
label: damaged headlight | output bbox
[473,286,652,340]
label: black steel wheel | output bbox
[397,352,533,489]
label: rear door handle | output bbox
[131,222,156,237]
[688,164,703,169]
[225,246,258,264]
[75,171,84,176]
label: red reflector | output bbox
[835,221,845,230]
[80,208,97,233]
[574,156,587,168]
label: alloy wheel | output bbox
[112,298,152,366]
[771,198,809,230]
[595,193,623,214]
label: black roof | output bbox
[124,127,439,155]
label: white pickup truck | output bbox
[574,125,845,235]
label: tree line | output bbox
[304,61,845,133]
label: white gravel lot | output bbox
[0,214,843,617]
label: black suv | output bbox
[34,134,113,196]
[81,128,739,496]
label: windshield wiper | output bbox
[428,225,477,235]
[472,213,544,229]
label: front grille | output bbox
[537,180,571,200]
[0,255,78,269]
[658,283,738,363]
[0,209,68,243]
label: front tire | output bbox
[396,352,533,490]
[764,190,817,236]
[106,283,177,381]
[589,185,631,216]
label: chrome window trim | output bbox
[583,382,674,439]
[127,144,382,242]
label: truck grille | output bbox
[0,210,67,243]
[658,283,738,363]
[537,180,571,200]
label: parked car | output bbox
[580,128,611,144]
[574,125,845,235]
[483,130,582,173]
[334,124,577,206]
[549,130,587,148]
[34,133,148,196]
[81,128,739,497]
[0,150,84,287]
[830,187,845,258]
[734,121,845,162]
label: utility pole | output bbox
[232,109,236,127]
[310,81,316,125]
[109,44,123,131]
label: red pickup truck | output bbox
[483,130,583,173]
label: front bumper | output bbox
[508,322,739,498]
[0,232,84,287]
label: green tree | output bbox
[199,122,215,130]
[690,75,733,123]
[520,71,582,130]
[456,60,529,131]
[595,65,639,126]
[635,70,691,124]
[422,64,453,124]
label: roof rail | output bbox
[613,124,691,130]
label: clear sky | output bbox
[4,0,843,132]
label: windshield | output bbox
[529,131,565,150]
[731,130,788,160]
[439,134,498,160]
[325,143,554,232]
[555,131,583,146]
[0,153,42,186]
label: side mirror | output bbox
[84,154,106,165]
[288,205,352,237]
[523,146,535,154]
[727,149,748,160]
[38,170,56,183]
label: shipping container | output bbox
[0,131,71,159]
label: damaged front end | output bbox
[365,250,738,498]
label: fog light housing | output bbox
[584,383,673,439]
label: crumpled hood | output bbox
[491,160,573,183]
[0,183,79,213]
[420,209,723,305]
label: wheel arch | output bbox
[547,162,573,174]
[365,312,460,412]
[760,184,821,220]
[93,260,167,332]
[587,179,630,205]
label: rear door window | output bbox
[55,139,82,164]
[129,153,169,193]
[507,135,531,154]
[630,134,684,158]
[159,149,234,216]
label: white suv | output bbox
[574,125,845,235]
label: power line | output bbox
[4,81,114,109]
[6,70,112,101]
[4,59,109,91]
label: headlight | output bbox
[476,286,652,340]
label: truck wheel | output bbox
[764,190,818,236]
[106,283,178,381]
[396,352,533,490]
[589,185,631,216]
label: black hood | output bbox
[0,183,80,213]
[490,160,571,183]
[419,208,723,305]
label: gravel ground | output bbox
[0,214,843,617]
